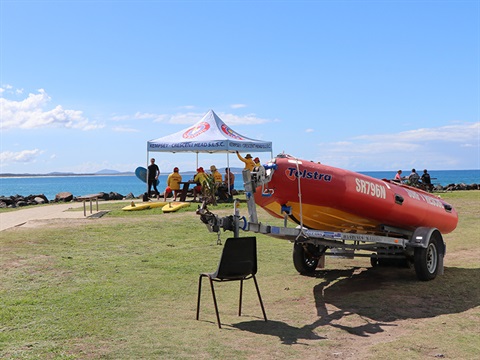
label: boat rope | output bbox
[294,157,307,240]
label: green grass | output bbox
[1,192,479,359]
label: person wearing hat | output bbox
[192,167,207,202]
[236,151,255,171]
[210,165,223,184]
[253,157,261,167]
[164,166,182,201]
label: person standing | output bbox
[236,151,255,171]
[164,167,182,201]
[148,158,160,199]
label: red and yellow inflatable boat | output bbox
[254,154,458,235]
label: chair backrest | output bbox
[214,237,257,280]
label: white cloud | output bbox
[110,112,168,122]
[314,122,479,170]
[218,112,273,125]
[0,149,43,164]
[165,112,204,124]
[305,128,314,133]
[230,104,247,109]
[355,122,480,143]
[112,126,140,132]
[0,88,102,130]
[112,112,169,123]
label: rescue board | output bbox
[122,202,151,211]
[162,202,190,213]
[149,201,168,208]
[135,166,159,186]
[122,201,167,211]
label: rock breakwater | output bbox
[0,191,138,209]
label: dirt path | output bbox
[0,203,88,231]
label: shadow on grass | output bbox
[315,266,480,321]
[231,319,325,345]
[232,265,479,344]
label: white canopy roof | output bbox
[147,110,272,154]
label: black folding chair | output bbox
[196,236,267,328]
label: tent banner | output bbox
[148,140,272,152]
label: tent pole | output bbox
[227,153,231,195]
[146,149,150,197]
[196,152,199,169]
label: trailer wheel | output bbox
[414,232,441,281]
[293,243,319,274]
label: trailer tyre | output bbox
[293,243,319,274]
[414,232,441,281]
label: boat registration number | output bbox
[355,178,386,199]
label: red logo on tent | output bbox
[221,124,244,140]
[183,122,210,139]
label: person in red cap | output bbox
[253,157,261,166]
[192,167,207,202]
[164,166,182,201]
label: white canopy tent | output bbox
[147,109,273,169]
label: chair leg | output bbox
[196,275,203,320]
[238,279,243,316]
[253,275,267,322]
[209,278,222,328]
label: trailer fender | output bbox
[410,227,445,251]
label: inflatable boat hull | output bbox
[254,155,458,235]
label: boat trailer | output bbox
[197,166,445,281]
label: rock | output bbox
[34,196,46,204]
[0,196,14,206]
[125,192,135,199]
[55,192,73,202]
[109,192,124,200]
[33,194,49,203]
[98,192,110,201]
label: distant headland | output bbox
[0,169,135,178]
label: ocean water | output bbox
[0,169,478,201]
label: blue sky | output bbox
[1,0,479,175]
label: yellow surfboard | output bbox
[122,201,167,211]
[149,201,168,208]
[162,202,190,213]
[122,202,151,211]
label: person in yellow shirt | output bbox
[164,167,182,201]
[192,167,207,202]
[236,151,255,171]
[210,165,223,184]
